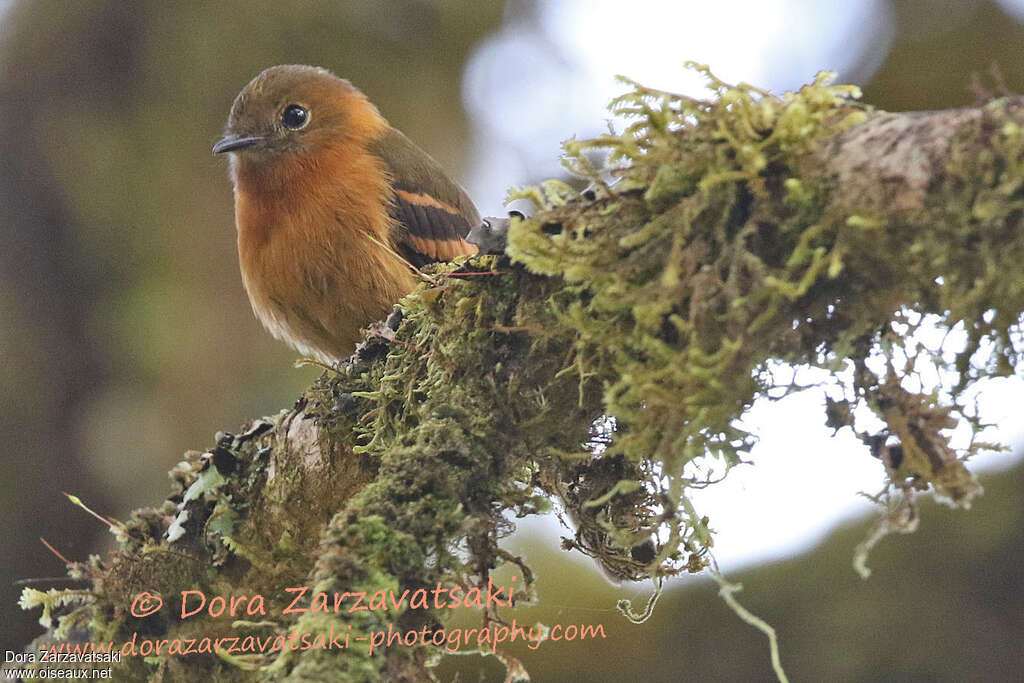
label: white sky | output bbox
[462,0,894,213]
[462,0,1024,573]
[996,0,1024,20]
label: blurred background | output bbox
[2,1,1023,680]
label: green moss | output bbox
[20,66,1024,682]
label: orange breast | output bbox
[233,140,417,363]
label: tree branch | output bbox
[17,68,1024,681]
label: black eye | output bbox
[281,104,309,130]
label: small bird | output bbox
[213,65,479,363]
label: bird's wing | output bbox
[369,127,480,267]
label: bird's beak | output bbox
[212,134,264,154]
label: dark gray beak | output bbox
[212,134,264,154]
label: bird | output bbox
[213,65,480,364]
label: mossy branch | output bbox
[18,66,1024,681]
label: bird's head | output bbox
[213,65,384,171]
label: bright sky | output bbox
[461,0,1024,573]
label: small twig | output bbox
[614,577,663,624]
[14,576,86,586]
[711,564,789,683]
[234,420,274,445]
[444,270,508,277]
[494,547,535,593]
[39,537,70,565]
[369,330,430,356]
[62,493,123,532]
[364,232,438,285]
[294,357,338,373]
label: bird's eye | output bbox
[281,104,310,130]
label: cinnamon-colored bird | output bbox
[214,65,479,363]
